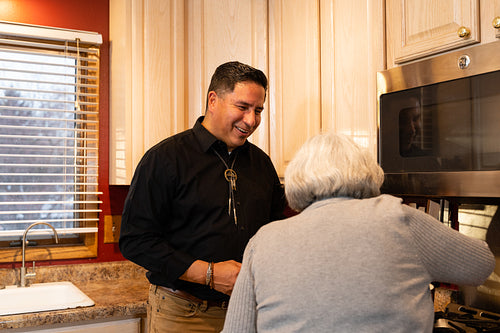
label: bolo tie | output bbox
[212,148,239,225]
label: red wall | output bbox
[0,0,127,268]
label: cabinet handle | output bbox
[457,26,471,38]
[493,16,500,29]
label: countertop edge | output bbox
[0,265,149,330]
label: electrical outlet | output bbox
[104,215,122,243]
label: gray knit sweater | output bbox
[221,195,495,333]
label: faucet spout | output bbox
[20,222,59,287]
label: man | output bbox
[119,61,286,332]
[399,96,424,157]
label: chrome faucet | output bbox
[20,222,59,287]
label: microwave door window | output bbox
[379,90,440,173]
[473,71,500,171]
[431,78,475,172]
[379,70,500,174]
[399,101,425,157]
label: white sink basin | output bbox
[0,281,95,316]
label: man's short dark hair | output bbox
[205,61,268,111]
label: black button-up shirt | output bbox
[119,117,286,301]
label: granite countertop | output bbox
[0,261,149,330]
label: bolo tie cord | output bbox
[212,148,238,225]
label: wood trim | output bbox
[0,236,98,263]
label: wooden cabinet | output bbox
[480,0,500,44]
[185,0,269,156]
[386,0,479,66]
[109,0,268,184]
[386,0,500,67]
[109,0,383,183]
[320,0,384,161]
[109,0,186,185]
[267,0,321,174]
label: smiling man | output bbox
[202,80,264,151]
[119,61,286,332]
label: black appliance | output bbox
[377,41,500,199]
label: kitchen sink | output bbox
[0,281,95,316]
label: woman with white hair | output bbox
[222,132,495,333]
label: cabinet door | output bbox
[268,0,321,176]
[109,0,186,185]
[110,0,268,184]
[480,0,500,44]
[186,0,269,152]
[320,0,384,159]
[387,0,480,66]
[110,0,383,181]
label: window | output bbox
[0,22,102,261]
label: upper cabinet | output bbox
[109,0,187,185]
[186,0,270,155]
[386,0,500,67]
[267,0,321,174]
[269,0,384,175]
[109,0,384,184]
[110,0,270,184]
[480,0,500,44]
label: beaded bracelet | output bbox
[210,263,215,289]
[205,262,214,288]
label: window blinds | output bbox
[0,22,102,239]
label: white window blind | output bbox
[0,22,102,240]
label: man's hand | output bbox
[212,260,241,295]
[179,259,242,295]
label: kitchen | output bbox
[0,0,500,332]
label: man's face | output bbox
[399,106,422,150]
[203,81,265,151]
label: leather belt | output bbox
[157,286,228,309]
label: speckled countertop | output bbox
[0,261,456,330]
[0,261,149,330]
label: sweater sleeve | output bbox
[222,237,258,333]
[404,204,495,285]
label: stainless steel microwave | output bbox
[377,41,500,199]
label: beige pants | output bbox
[147,285,227,333]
